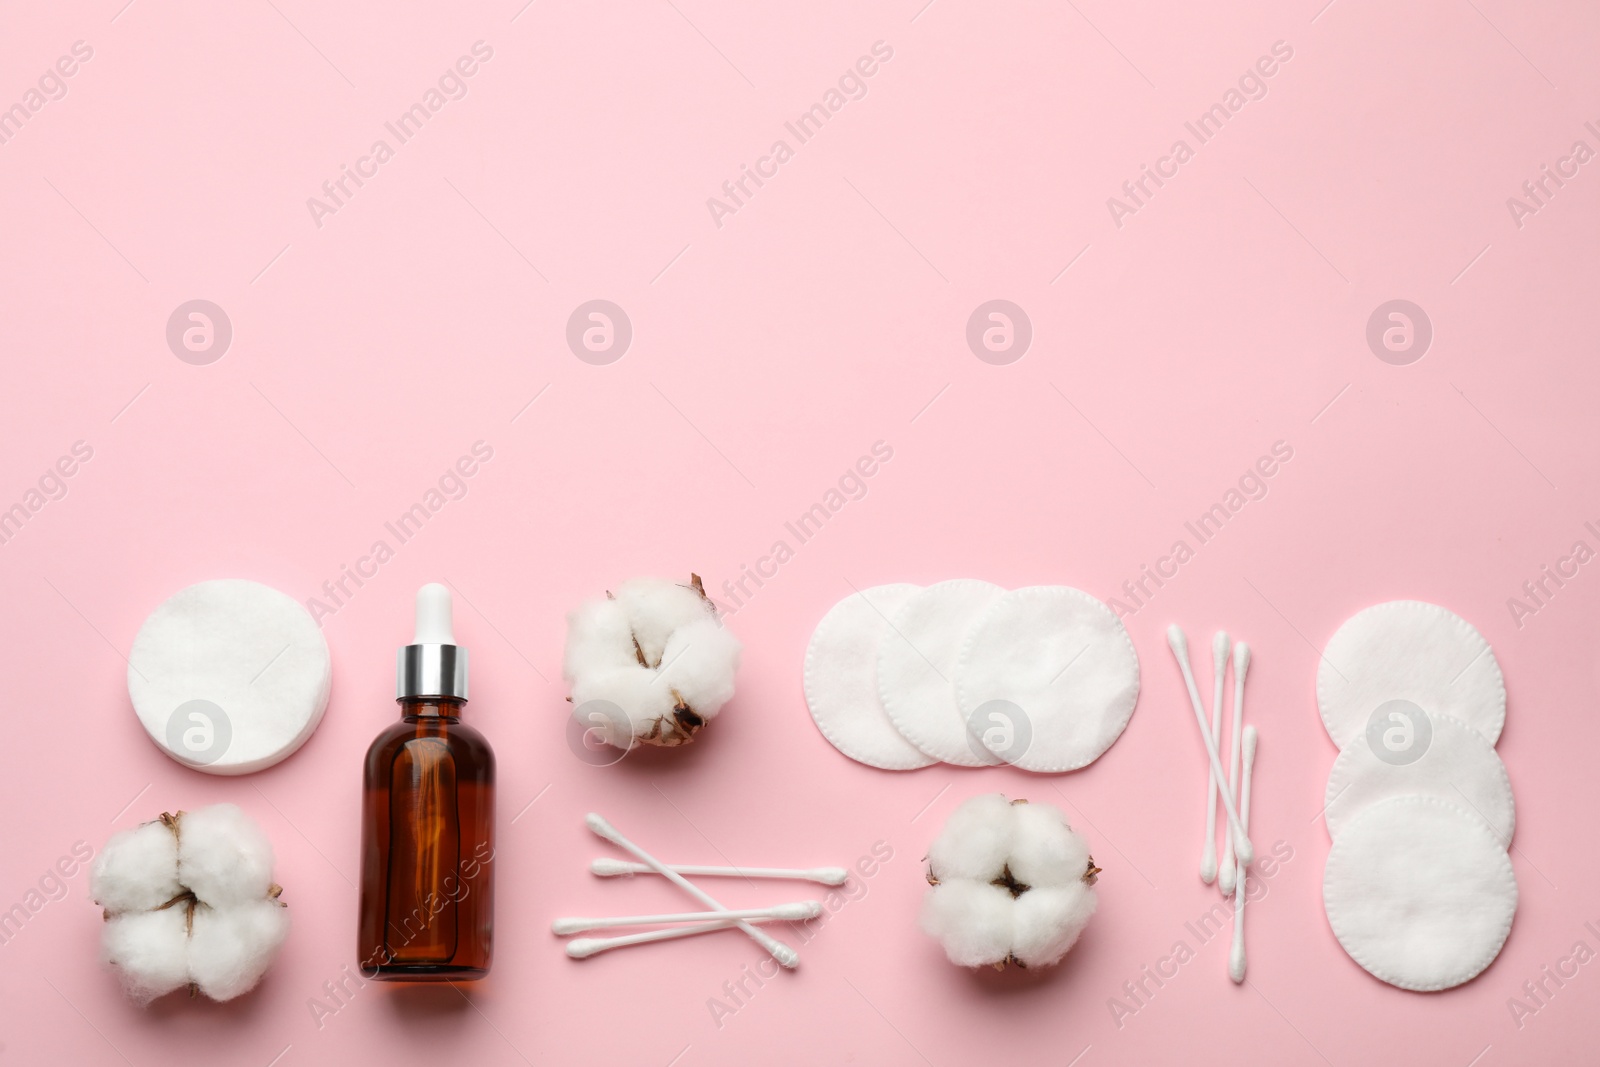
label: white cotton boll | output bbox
[91,821,182,914]
[102,907,191,1005]
[570,665,679,744]
[563,597,639,676]
[920,882,1015,967]
[188,900,291,1001]
[1008,803,1092,889]
[926,794,1016,881]
[655,617,741,719]
[614,578,715,666]
[176,804,275,907]
[1011,885,1097,968]
[921,795,1099,970]
[563,574,740,748]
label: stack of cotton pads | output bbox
[804,581,1140,772]
[1317,601,1517,992]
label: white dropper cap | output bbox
[414,582,455,644]
[397,582,468,700]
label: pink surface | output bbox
[1,0,1597,1064]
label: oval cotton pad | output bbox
[1323,795,1516,991]
[878,579,1006,767]
[1325,713,1514,845]
[128,579,331,775]
[1317,601,1505,749]
[804,584,937,771]
[953,586,1140,772]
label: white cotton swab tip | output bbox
[1234,641,1251,676]
[588,858,849,885]
[1166,624,1189,657]
[585,812,620,841]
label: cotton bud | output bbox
[564,575,741,748]
[90,804,289,1004]
[920,794,1099,970]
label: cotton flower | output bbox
[920,794,1099,969]
[564,575,741,748]
[90,804,289,1004]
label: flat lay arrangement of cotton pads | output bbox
[803,584,937,770]
[128,579,331,775]
[802,581,1140,773]
[1317,600,1518,991]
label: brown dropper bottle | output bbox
[357,583,494,981]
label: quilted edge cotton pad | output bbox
[804,584,937,771]
[1317,600,1505,749]
[1323,795,1517,992]
[953,586,1140,773]
[128,579,332,775]
[1325,712,1514,846]
[878,579,1006,767]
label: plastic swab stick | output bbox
[567,918,780,959]
[590,858,848,886]
[585,813,800,968]
[1167,626,1253,866]
[1230,726,1259,983]
[1201,632,1230,884]
[553,901,821,936]
[1220,642,1252,896]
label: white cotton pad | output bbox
[803,584,937,770]
[1323,795,1517,992]
[1325,712,1515,846]
[1317,601,1504,749]
[128,579,331,775]
[878,579,1006,766]
[953,586,1140,772]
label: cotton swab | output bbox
[567,918,778,959]
[590,858,849,886]
[1229,726,1259,983]
[1167,625,1254,866]
[1201,631,1230,884]
[553,901,821,936]
[585,813,801,968]
[1219,642,1251,896]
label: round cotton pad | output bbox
[1317,601,1505,749]
[804,584,937,771]
[128,580,331,775]
[953,586,1140,772]
[1325,711,1514,845]
[878,579,1006,767]
[1323,795,1517,991]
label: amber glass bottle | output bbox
[358,584,494,980]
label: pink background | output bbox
[2,0,1598,1063]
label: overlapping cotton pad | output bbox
[1317,601,1504,749]
[953,586,1140,772]
[1323,795,1517,991]
[804,584,937,771]
[878,579,1005,767]
[128,580,331,775]
[1325,712,1514,845]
